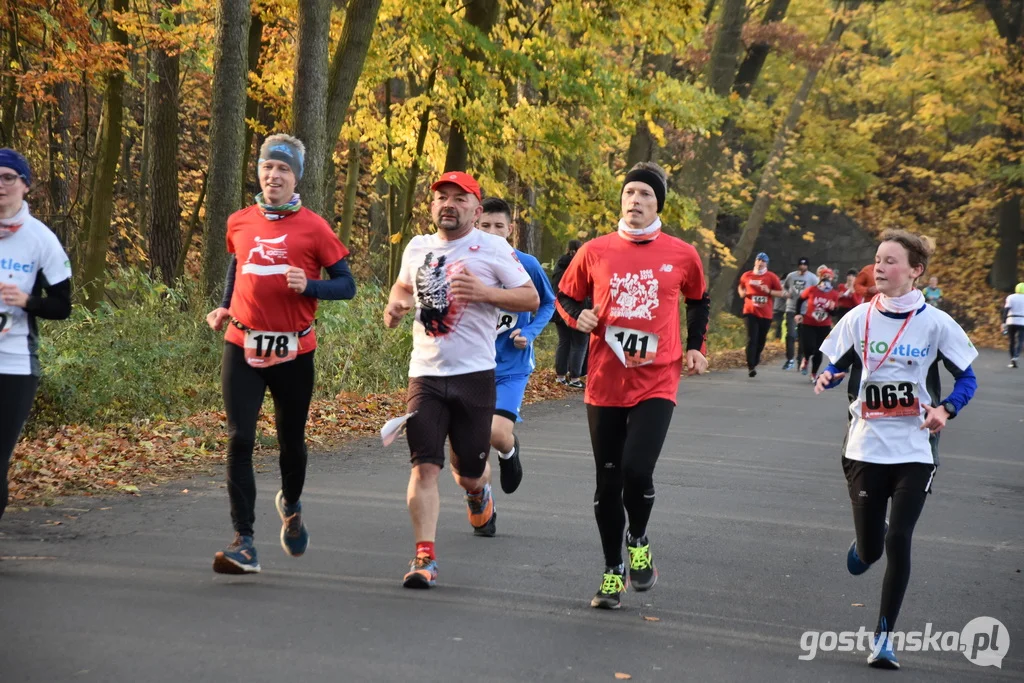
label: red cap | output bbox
[430,171,481,200]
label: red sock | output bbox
[416,541,435,560]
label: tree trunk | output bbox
[80,0,129,309]
[47,81,73,247]
[709,9,855,315]
[147,0,182,286]
[983,0,1024,290]
[239,12,264,207]
[175,170,209,281]
[324,0,383,210]
[0,6,22,145]
[733,0,792,99]
[339,139,360,245]
[292,0,332,217]
[443,0,500,172]
[201,0,252,300]
[678,0,747,277]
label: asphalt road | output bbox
[1,349,1021,682]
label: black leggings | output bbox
[222,343,315,537]
[587,399,675,567]
[843,457,934,634]
[800,325,832,375]
[744,314,772,370]
[1008,324,1023,359]
[1,374,40,521]
[785,311,802,361]
[555,318,588,378]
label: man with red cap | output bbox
[384,171,539,589]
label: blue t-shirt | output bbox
[495,249,556,376]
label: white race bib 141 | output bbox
[605,325,658,368]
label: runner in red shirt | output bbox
[737,253,784,377]
[797,268,839,381]
[834,268,863,321]
[556,162,709,609]
[204,134,355,574]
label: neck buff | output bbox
[753,264,768,275]
[876,288,925,313]
[0,200,29,239]
[617,217,662,243]
[255,193,302,221]
[818,280,833,292]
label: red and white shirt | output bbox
[225,205,349,353]
[799,286,840,327]
[739,270,782,318]
[557,232,705,407]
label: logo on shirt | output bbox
[242,235,290,275]
[860,340,931,358]
[609,269,660,320]
[416,252,465,337]
[659,264,673,272]
[0,257,36,275]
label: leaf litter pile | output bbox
[9,349,776,508]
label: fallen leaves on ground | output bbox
[9,371,575,507]
[614,674,632,680]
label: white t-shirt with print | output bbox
[820,302,978,465]
[399,229,530,378]
[1005,293,1024,324]
[0,213,73,375]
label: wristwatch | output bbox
[940,400,958,419]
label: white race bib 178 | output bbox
[605,325,658,368]
[243,330,299,368]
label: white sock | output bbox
[498,446,515,460]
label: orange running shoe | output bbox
[465,483,495,532]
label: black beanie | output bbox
[622,168,666,212]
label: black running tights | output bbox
[587,399,675,567]
[222,343,314,537]
[744,314,772,371]
[844,458,933,634]
[800,325,832,375]
[0,374,39,521]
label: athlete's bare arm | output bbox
[384,280,415,328]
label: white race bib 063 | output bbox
[860,380,921,419]
[243,330,299,368]
[605,325,659,368]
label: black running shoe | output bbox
[498,434,523,494]
[627,536,658,591]
[590,567,627,609]
[748,369,757,378]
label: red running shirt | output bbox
[739,270,782,318]
[224,205,349,353]
[836,283,863,308]
[557,232,706,408]
[799,286,840,327]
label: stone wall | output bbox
[714,205,879,315]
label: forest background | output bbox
[2,0,1022,503]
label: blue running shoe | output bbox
[403,553,438,588]
[783,359,795,370]
[213,534,261,574]
[868,620,900,669]
[847,520,888,575]
[275,490,310,557]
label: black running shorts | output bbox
[406,369,496,479]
